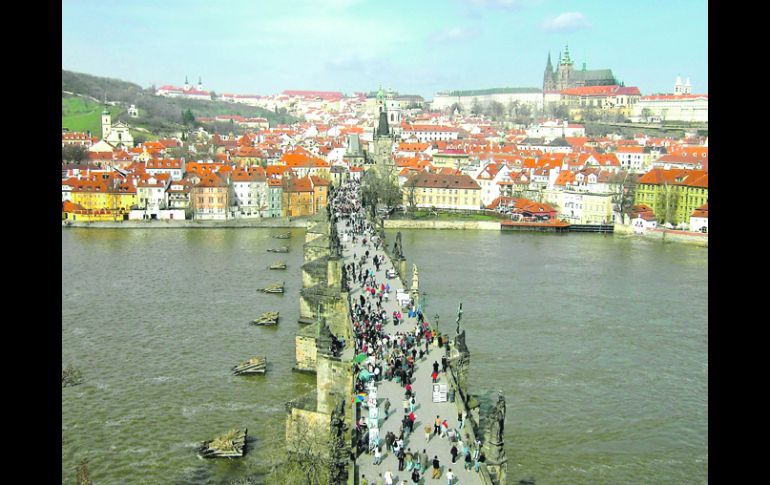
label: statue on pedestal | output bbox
[393,231,403,260]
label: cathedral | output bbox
[543,44,617,92]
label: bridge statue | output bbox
[393,231,403,260]
[456,301,463,335]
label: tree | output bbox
[657,181,679,225]
[487,101,505,121]
[553,104,570,121]
[361,167,403,219]
[264,416,335,485]
[641,108,652,123]
[182,108,196,126]
[76,458,92,485]
[449,102,463,115]
[404,173,419,213]
[507,100,519,119]
[62,145,89,164]
[470,97,482,116]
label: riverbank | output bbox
[62,217,307,229]
[613,223,708,247]
[384,219,501,230]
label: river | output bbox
[62,228,707,485]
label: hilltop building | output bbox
[156,76,211,101]
[630,77,708,123]
[543,44,617,92]
[431,87,543,112]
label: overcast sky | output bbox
[62,0,708,99]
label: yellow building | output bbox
[404,172,481,210]
[431,151,469,170]
[283,177,314,217]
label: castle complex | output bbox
[543,44,617,92]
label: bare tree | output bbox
[76,458,92,485]
[265,416,335,485]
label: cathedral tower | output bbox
[543,52,556,91]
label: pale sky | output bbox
[62,0,708,99]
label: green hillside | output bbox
[62,95,122,136]
[62,70,299,137]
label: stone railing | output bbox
[444,361,497,485]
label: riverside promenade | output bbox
[337,212,485,484]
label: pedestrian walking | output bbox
[384,398,391,418]
[362,474,368,485]
[464,451,473,470]
[424,425,432,442]
[411,468,420,484]
[374,446,382,465]
[397,448,405,471]
[450,444,458,464]
[384,469,394,485]
[446,468,455,485]
[476,451,486,472]
[431,456,441,480]
[434,415,441,435]
[419,448,429,472]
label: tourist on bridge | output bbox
[424,425,432,443]
[383,469,394,485]
[405,448,414,471]
[411,467,420,484]
[446,468,455,485]
[361,474,368,485]
[450,443,459,463]
[420,448,429,471]
[475,450,486,472]
[433,360,439,374]
[384,398,391,418]
[434,415,442,436]
[431,456,441,479]
[464,449,473,470]
[374,446,382,465]
[397,447,406,471]
[376,473,384,485]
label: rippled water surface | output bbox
[62,228,707,484]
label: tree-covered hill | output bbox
[62,70,299,136]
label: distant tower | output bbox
[184,76,190,91]
[101,102,111,139]
[556,44,574,90]
[684,77,692,95]
[543,52,556,91]
[674,76,683,95]
[197,76,203,91]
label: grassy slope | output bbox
[62,96,122,135]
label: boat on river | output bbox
[199,428,248,458]
[267,246,289,253]
[269,262,287,270]
[273,232,291,239]
[233,357,267,375]
[258,282,284,294]
[252,312,279,325]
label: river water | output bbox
[62,228,707,485]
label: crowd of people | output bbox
[330,181,487,485]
